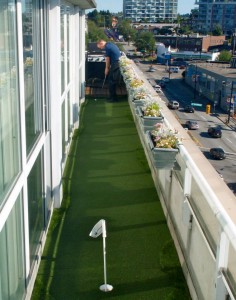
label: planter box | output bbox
[137,106,164,131]
[132,99,147,108]
[146,131,178,169]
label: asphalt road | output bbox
[134,60,236,194]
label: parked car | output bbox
[208,127,222,138]
[210,147,225,160]
[159,81,166,88]
[148,66,155,72]
[155,86,162,93]
[161,77,170,83]
[185,120,199,130]
[168,100,179,110]
[184,105,195,113]
[169,67,179,73]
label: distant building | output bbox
[155,35,226,52]
[196,0,236,34]
[123,0,178,23]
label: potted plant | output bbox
[130,87,152,107]
[137,100,164,131]
[146,123,180,169]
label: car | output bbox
[159,81,166,88]
[185,120,199,129]
[154,84,162,92]
[210,148,226,160]
[208,127,222,138]
[148,66,155,72]
[161,77,170,83]
[168,100,179,110]
[184,105,195,113]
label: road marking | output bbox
[225,137,233,143]
[200,115,207,120]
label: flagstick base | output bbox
[100,284,113,292]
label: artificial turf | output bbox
[32,97,191,300]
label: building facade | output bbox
[123,0,178,23]
[196,0,236,34]
[0,0,95,299]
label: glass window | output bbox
[22,0,43,154]
[67,7,70,85]
[61,100,66,162]
[67,91,72,140]
[61,5,65,94]
[0,194,26,299]
[0,1,21,206]
[27,153,44,268]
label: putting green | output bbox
[32,97,191,300]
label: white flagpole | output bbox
[89,219,113,292]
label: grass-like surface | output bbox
[32,97,191,300]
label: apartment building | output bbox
[196,0,236,34]
[0,0,95,299]
[123,0,178,23]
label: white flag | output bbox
[89,219,106,238]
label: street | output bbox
[133,59,236,193]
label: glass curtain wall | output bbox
[0,195,26,299]
[0,1,21,206]
[61,4,73,163]
[22,0,43,155]
[61,5,65,95]
[27,152,44,269]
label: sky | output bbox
[93,0,196,15]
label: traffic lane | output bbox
[202,150,236,193]
[176,110,236,153]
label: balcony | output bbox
[32,57,236,299]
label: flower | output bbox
[132,87,151,100]
[142,100,161,117]
[129,78,144,89]
[151,123,180,149]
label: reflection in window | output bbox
[0,194,26,299]
[61,5,65,94]
[67,91,72,140]
[67,6,70,85]
[0,1,21,206]
[22,0,42,154]
[61,100,66,162]
[27,153,44,268]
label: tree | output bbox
[86,20,107,44]
[118,19,136,41]
[216,50,232,62]
[212,25,223,36]
[134,32,156,55]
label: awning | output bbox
[67,0,96,9]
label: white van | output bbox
[169,67,179,73]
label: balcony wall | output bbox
[128,62,236,299]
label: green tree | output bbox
[212,25,223,36]
[134,32,156,55]
[86,20,107,45]
[118,19,136,41]
[216,50,232,62]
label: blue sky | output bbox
[93,0,196,14]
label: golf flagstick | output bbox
[89,219,113,292]
[102,76,106,89]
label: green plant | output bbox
[151,123,180,149]
[142,100,161,117]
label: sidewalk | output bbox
[32,97,191,299]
